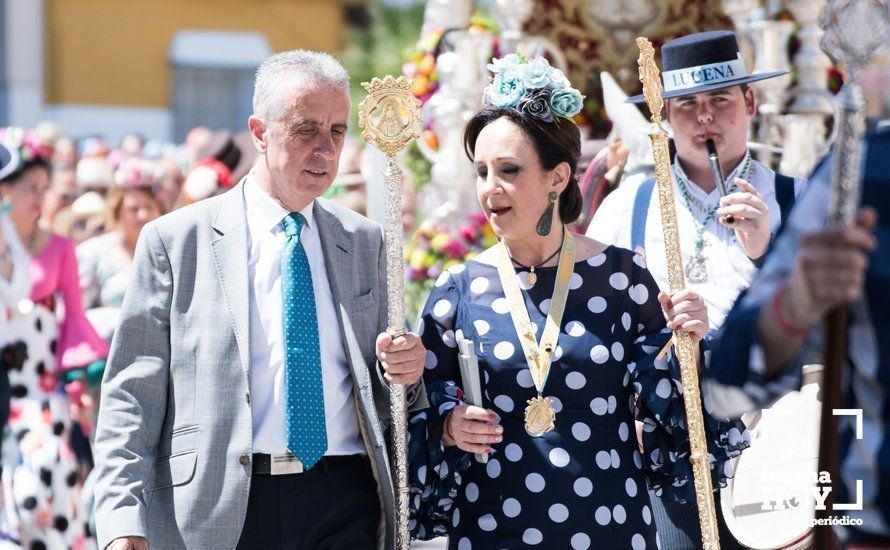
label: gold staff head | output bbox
[636,37,664,125]
[358,76,422,157]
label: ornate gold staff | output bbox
[358,76,422,550]
[814,2,889,548]
[635,37,720,549]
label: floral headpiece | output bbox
[115,158,160,190]
[483,54,584,123]
[0,127,53,165]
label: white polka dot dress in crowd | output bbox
[407,246,749,549]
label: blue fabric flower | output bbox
[486,53,522,75]
[550,87,584,118]
[520,57,552,89]
[547,66,571,91]
[517,87,554,122]
[484,67,526,108]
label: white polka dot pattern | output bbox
[523,528,543,544]
[574,477,593,497]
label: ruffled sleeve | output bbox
[55,235,109,371]
[408,269,473,540]
[625,253,750,503]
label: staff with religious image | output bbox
[588,32,809,548]
[406,53,748,549]
[358,74,423,550]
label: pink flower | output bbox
[441,240,468,259]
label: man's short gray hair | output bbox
[252,50,350,122]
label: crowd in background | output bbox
[0,123,371,549]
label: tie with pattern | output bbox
[281,212,327,468]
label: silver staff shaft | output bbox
[383,156,410,550]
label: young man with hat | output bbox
[587,30,807,548]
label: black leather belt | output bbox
[252,453,368,476]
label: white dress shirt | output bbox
[244,179,364,456]
[588,153,806,328]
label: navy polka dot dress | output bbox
[408,246,749,549]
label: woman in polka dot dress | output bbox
[407,58,749,550]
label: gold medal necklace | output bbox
[508,243,563,286]
[493,227,575,437]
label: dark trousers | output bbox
[236,455,380,550]
[649,488,744,549]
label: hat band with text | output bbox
[662,58,747,93]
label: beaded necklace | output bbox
[673,154,753,283]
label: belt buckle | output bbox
[270,452,304,475]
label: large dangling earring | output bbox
[536,191,559,236]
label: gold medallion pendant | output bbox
[526,269,537,286]
[524,395,556,437]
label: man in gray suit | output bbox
[93,50,427,550]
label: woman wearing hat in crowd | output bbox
[587,30,809,549]
[77,157,164,345]
[0,129,107,548]
[48,157,118,244]
[0,142,31,431]
[175,129,254,206]
[408,55,748,549]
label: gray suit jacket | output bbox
[93,181,426,549]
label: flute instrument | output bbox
[705,139,734,225]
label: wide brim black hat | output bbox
[0,142,20,182]
[627,30,788,104]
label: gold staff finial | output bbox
[636,37,664,125]
[358,76,422,157]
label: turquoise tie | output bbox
[281,212,327,468]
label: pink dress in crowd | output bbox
[29,233,109,372]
